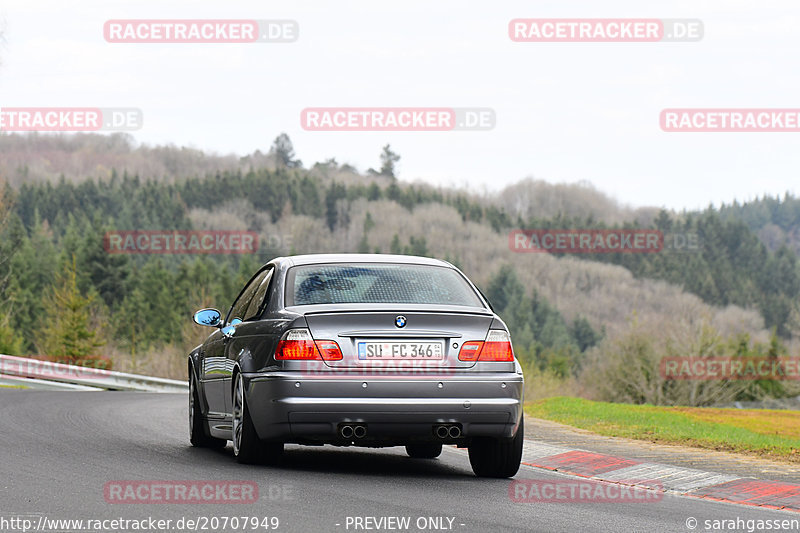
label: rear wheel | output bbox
[405,443,443,459]
[232,373,283,464]
[189,372,226,449]
[468,417,524,478]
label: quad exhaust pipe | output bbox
[434,424,462,439]
[339,424,367,439]
[339,423,459,440]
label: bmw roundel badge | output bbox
[395,315,407,328]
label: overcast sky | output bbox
[1,0,798,210]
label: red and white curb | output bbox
[516,440,800,512]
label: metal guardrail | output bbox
[0,354,188,393]
[0,373,104,391]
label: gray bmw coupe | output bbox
[188,254,524,477]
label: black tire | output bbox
[468,417,524,478]
[405,443,443,459]
[189,372,227,449]
[260,442,285,466]
[232,373,283,464]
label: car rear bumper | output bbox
[242,371,524,444]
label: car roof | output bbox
[274,253,453,268]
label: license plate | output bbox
[357,341,444,360]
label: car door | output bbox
[218,267,272,414]
[202,268,270,423]
[200,327,227,421]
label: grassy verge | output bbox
[525,397,800,462]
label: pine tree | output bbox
[38,256,105,365]
[379,144,400,178]
[390,234,402,254]
[0,315,22,355]
[270,133,302,168]
[115,287,149,370]
[7,218,58,350]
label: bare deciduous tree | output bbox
[579,314,755,406]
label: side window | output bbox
[227,269,269,325]
[243,269,273,321]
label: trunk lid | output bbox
[300,306,493,372]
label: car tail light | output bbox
[314,340,343,361]
[275,329,319,360]
[458,341,484,361]
[478,330,515,361]
[458,330,514,362]
[275,329,343,361]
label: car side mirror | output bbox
[222,318,242,339]
[193,308,222,327]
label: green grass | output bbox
[525,397,800,462]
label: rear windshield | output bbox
[286,263,485,307]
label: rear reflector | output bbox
[458,330,514,362]
[275,329,343,361]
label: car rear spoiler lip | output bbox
[336,330,463,338]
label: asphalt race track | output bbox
[0,390,795,533]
